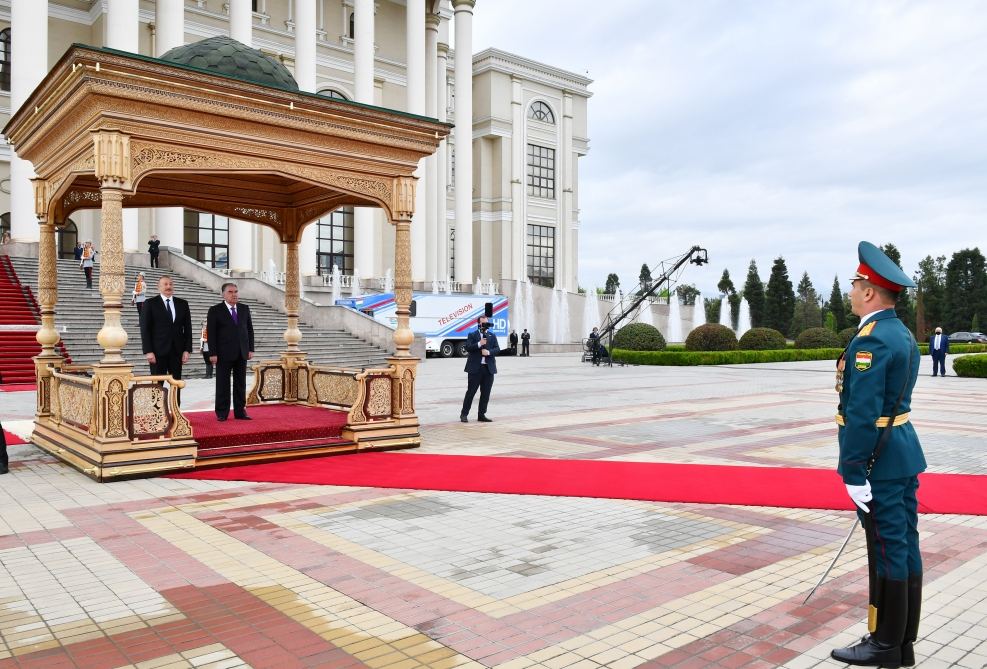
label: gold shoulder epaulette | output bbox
[859,321,877,337]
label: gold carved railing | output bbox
[248,359,396,426]
[129,375,193,441]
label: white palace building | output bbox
[0,0,591,295]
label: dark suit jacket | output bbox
[140,295,193,356]
[929,333,949,357]
[207,302,255,362]
[463,328,499,374]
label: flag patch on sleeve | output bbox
[855,351,873,371]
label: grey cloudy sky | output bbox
[472,0,987,297]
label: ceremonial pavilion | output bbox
[3,38,447,479]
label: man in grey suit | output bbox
[460,315,500,423]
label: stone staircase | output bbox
[7,257,390,377]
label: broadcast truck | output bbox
[335,292,509,357]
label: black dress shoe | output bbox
[478,416,493,422]
[234,414,252,420]
[460,415,468,423]
[217,415,227,422]
[831,637,901,667]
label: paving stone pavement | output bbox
[2,353,986,668]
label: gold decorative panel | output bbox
[297,368,309,401]
[106,379,127,438]
[261,368,285,401]
[58,382,94,431]
[402,369,415,415]
[313,372,359,407]
[367,377,392,418]
[130,384,169,436]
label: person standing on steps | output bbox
[80,240,96,289]
[199,318,213,379]
[148,234,161,268]
[131,272,147,315]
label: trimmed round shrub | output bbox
[953,354,987,378]
[612,322,666,351]
[795,327,842,349]
[738,327,787,351]
[685,323,738,351]
[838,327,857,347]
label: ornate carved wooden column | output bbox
[93,131,131,365]
[278,238,305,402]
[32,178,62,418]
[387,176,419,424]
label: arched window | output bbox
[316,207,354,275]
[0,212,10,242]
[527,101,555,124]
[1,28,11,92]
[184,211,229,268]
[348,12,355,39]
[57,220,78,259]
[318,88,349,101]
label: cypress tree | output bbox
[943,248,987,331]
[764,256,795,336]
[828,275,847,332]
[742,259,766,328]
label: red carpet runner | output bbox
[186,405,350,458]
[167,453,987,515]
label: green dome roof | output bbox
[160,36,299,92]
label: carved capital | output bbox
[391,176,416,222]
[92,131,132,187]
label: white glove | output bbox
[845,481,872,513]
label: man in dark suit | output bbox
[520,329,531,356]
[139,276,193,402]
[460,315,499,423]
[929,326,949,376]
[207,282,255,421]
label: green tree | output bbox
[637,264,653,296]
[880,243,915,331]
[914,255,947,333]
[704,297,721,324]
[790,272,822,338]
[944,248,987,332]
[764,256,796,336]
[605,273,621,295]
[828,275,848,332]
[742,259,766,328]
[676,284,700,306]
[717,269,741,328]
[717,269,736,295]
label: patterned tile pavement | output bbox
[2,353,986,668]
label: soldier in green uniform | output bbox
[831,242,926,668]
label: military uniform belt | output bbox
[834,412,910,427]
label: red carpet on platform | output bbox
[167,453,987,515]
[186,404,350,458]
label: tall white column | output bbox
[105,0,141,253]
[561,93,574,291]
[227,0,254,272]
[154,0,186,253]
[295,0,319,277]
[436,41,449,280]
[407,0,426,283]
[9,0,48,243]
[353,0,375,279]
[424,13,439,286]
[510,77,524,281]
[453,1,474,284]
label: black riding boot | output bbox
[832,578,907,667]
[899,574,922,666]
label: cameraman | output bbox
[460,315,500,423]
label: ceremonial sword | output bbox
[803,517,859,605]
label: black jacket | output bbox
[148,239,161,255]
[463,328,499,374]
[207,302,255,362]
[140,295,193,356]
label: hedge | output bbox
[612,348,844,366]
[685,323,738,351]
[738,327,787,350]
[953,354,987,378]
[796,327,842,349]
[612,322,666,351]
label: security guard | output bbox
[832,242,926,667]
